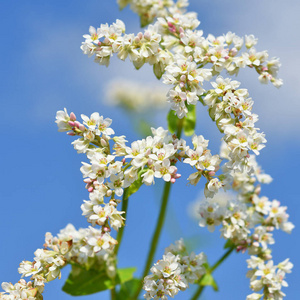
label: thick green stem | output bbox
[190,247,235,300]
[133,119,184,299]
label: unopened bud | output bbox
[88,186,94,192]
[175,173,181,179]
[208,171,215,176]
[148,159,153,166]
[106,190,113,197]
[134,36,140,43]
[70,112,76,121]
[180,33,185,39]
[67,132,75,136]
[68,121,75,127]
[79,124,86,131]
[144,31,151,40]
[74,121,80,128]
[180,75,186,81]
[137,32,143,40]
[171,178,176,183]
[179,27,184,34]
[100,138,107,147]
[83,178,92,184]
[252,241,259,247]
[122,158,126,164]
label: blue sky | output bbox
[0,1,299,299]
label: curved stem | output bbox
[190,247,235,300]
[133,119,184,299]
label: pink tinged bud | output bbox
[144,31,151,40]
[262,66,268,71]
[106,190,113,197]
[79,124,86,131]
[68,121,75,127]
[104,37,109,44]
[180,33,185,39]
[88,186,94,192]
[179,82,185,88]
[74,121,80,128]
[122,158,126,164]
[252,241,259,247]
[148,159,153,166]
[83,178,92,184]
[171,178,176,183]
[208,171,215,176]
[134,36,140,43]
[224,55,229,60]
[100,138,107,147]
[231,48,238,56]
[103,227,110,232]
[175,173,181,179]
[180,75,186,81]
[246,153,250,158]
[167,21,173,27]
[70,112,76,121]
[253,234,259,241]
[137,32,143,40]
[67,132,75,136]
[97,42,101,46]
[179,27,184,34]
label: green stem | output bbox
[133,119,184,299]
[114,189,130,256]
[111,189,130,300]
[133,181,172,299]
[190,247,235,300]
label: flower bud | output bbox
[70,112,76,121]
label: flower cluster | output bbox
[194,150,294,299]
[203,76,267,174]
[0,224,115,300]
[246,257,293,300]
[118,0,189,26]
[143,239,207,299]
[56,108,225,240]
[82,0,282,123]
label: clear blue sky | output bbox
[0,1,299,299]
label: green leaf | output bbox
[125,169,147,198]
[116,278,141,300]
[200,273,219,291]
[167,109,179,134]
[153,63,163,80]
[62,266,136,296]
[183,104,196,136]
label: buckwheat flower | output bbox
[83,26,101,44]
[55,108,72,132]
[154,159,177,182]
[204,178,223,198]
